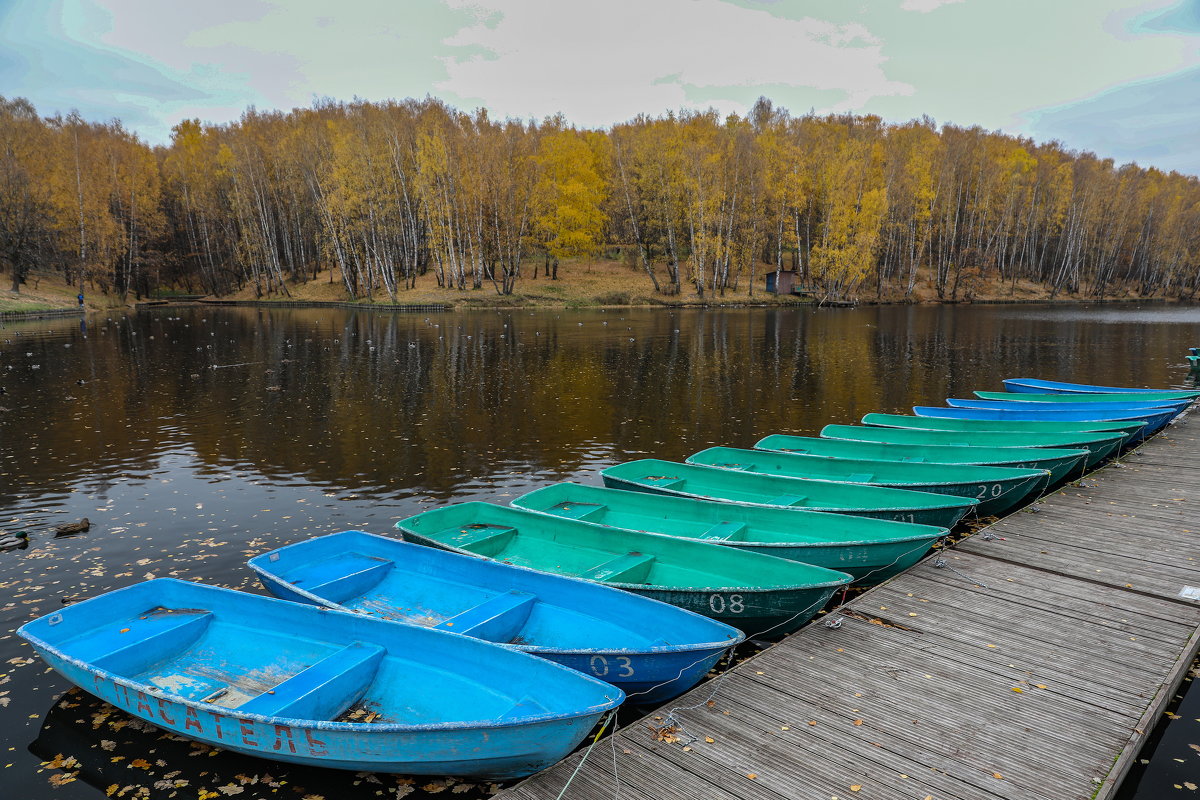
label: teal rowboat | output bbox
[396,503,851,637]
[601,459,977,527]
[861,413,1147,440]
[512,482,946,584]
[820,425,1123,469]
[687,447,1046,517]
[756,434,1088,486]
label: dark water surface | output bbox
[2,303,1199,799]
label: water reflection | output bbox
[2,303,1199,797]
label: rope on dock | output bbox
[554,710,617,800]
[932,555,991,588]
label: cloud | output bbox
[900,0,966,12]
[437,0,913,126]
[1024,65,1200,175]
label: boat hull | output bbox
[821,424,1122,468]
[946,397,1185,414]
[862,413,1147,440]
[756,434,1087,486]
[511,483,945,585]
[1002,378,1200,398]
[395,502,852,639]
[250,532,742,705]
[18,580,623,780]
[601,472,972,528]
[685,447,1046,517]
[912,405,1174,435]
[32,652,599,778]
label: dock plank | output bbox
[500,419,1200,800]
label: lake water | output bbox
[2,303,1199,799]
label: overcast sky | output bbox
[2,0,1198,174]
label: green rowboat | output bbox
[820,424,1124,469]
[861,412,1147,440]
[975,390,1197,404]
[600,459,977,527]
[687,447,1046,517]
[395,502,852,637]
[756,434,1088,486]
[512,482,946,584]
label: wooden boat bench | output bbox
[433,590,536,641]
[300,558,393,604]
[696,521,747,542]
[766,494,808,507]
[236,641,385,720]
[577,553,656,583]
[545,502,607,522]
[633,476,687,491]
[442,524,518,556]
[87,608,214,674]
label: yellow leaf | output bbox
[1011,687,1024,693]
[853,719,863,726]
[704,737,715,743]
[850,785,862,792]
[993,772,1003,779]
[746,773,757,780]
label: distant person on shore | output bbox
[77,291,84,309]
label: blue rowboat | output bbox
[17,579,622,779]
[1003,378,1200,398]
[912,405,1175,435]
[1189,355,1200,367]
[945,397,1187,415]
[249,531,742,705]
[395,502,852,638]
[512,482,947,584]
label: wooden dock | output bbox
[501,421,1200,800]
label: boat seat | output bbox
[846,473,875,483]
[236,642,385,721]
[88,609,214,675]
[697,521,747,541]
[577,552,656,583]
[634,475,685,491]
[304,558,394,604]
[709,461,751,470]
[497,694,549,721]
[441,524,518,555]
[547,501,607,522]
[434,590,536,642]
[766,494,808,507]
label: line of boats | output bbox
[17,377,1198,779]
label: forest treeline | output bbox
[1,94,1198,302]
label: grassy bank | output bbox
[5,261,1176,312]
[220,260,1170,309]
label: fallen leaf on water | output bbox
[746,773,757,780]
[1011,687,1024,693]
[853,719,863,726]
[850,786,862,792]
[993,772,1004,779]
[704,737,715,743]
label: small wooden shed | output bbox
[765,269,799,295]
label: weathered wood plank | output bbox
[501,425,1200,800]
